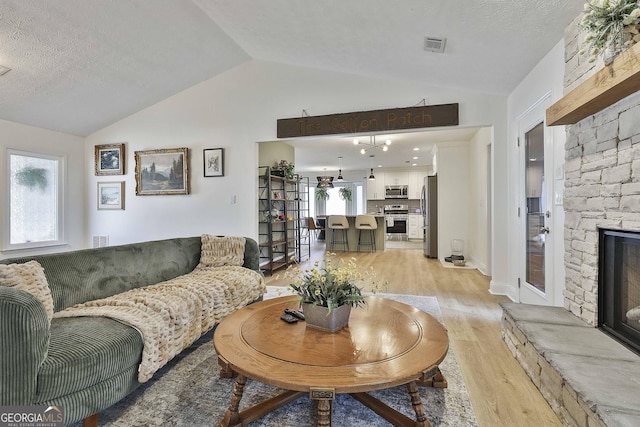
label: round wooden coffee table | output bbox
[214,296,449,427]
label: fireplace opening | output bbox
[599,228,640,355]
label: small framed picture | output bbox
[203,148,224,177]
[97,182,125,210]
[95,143,125,175]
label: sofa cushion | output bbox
[35,317,143,401]
[198,235,245,267]
[0,261,54,323]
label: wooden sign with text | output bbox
[277,103,459,138]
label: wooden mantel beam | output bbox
[546,42,640,126]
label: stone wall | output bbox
[562,16,640,325]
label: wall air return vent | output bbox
[424,36,446,53]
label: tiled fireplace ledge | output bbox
[501,303,640,427]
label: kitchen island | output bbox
[324,215,386,252]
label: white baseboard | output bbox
[468,256,488,276]
[489,280,517,302]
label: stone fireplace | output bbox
[500,15,640,427]
[562,12,640,327]
[563,90,640,326]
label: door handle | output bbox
[540,226,550,234]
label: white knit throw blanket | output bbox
[53,266,266,382]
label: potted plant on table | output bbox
[287,254,382,332]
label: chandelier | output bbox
[316,176,334,188]
[353,135,391,154]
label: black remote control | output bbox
[284,308,305,320]
[280,313,298,323]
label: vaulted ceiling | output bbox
[0,0,584,137]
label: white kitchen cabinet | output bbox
[408,171,426,199]
[384,171,409,186]
[366,171,386,200]
[408,214,424,240]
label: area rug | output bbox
[69,287,477,426]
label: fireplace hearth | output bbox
[599,228,640,355]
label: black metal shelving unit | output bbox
[258,166,307,275]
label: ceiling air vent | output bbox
[424,36,446,53]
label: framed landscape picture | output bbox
[203,148,224,177]
[95,143,125,175]
[134,147,189,196]
[97,181,125,210]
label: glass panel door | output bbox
[525,122,546,293]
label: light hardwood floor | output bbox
[265,242,562,427]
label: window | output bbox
[309,187,316,218]
[356,184,364,214]
[3,149,65,250]
[326,187,346,216]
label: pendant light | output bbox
[368,155,375,180]
[336,157,344,182]
[316,176,334,188]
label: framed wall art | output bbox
[95,143,125,175]
[134,147,189,196]
[97,181,125,210]
[203,148,224,177]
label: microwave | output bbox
[385,185,408,199]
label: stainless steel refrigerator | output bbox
[421,175,438,258]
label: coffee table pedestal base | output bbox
[219,373,304,427]
[219,373,448,427]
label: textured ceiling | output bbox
[0,0,584,137]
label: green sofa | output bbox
[0,236,262,425]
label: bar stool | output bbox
[307,217,324,241]
[355,214,377,252]
[328,215,349,251]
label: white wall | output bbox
[85,59,510,284]
[0,118,86,259]
[468,127,492,274]
[258,141,294,170]
[502,40,567,303]
[436,141,470,261]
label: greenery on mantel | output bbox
[580,0,640,64]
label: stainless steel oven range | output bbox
[384,204,408,240]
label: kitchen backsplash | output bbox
[366,200,422,214]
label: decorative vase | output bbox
[301,303,352,332]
